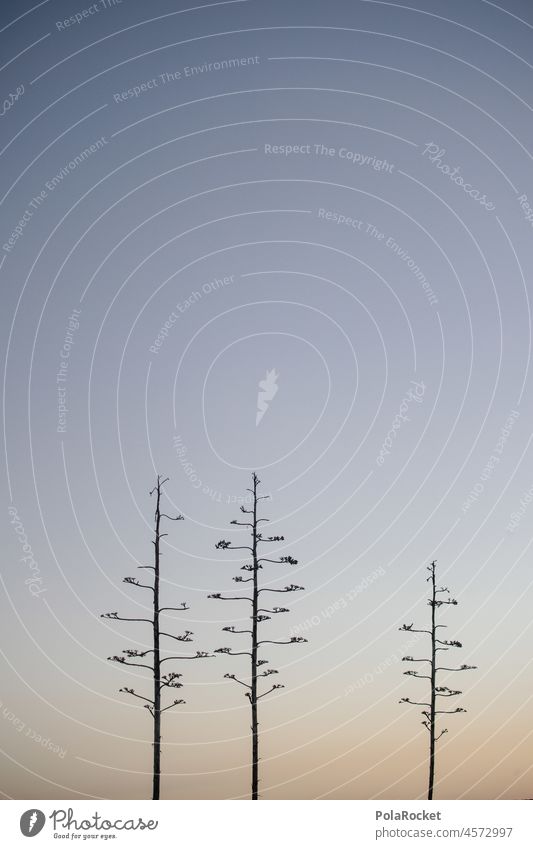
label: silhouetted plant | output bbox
[399,560,476,800]
[209,473,306,799]
[101,475,211,800]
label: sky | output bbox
[2,0,533,801]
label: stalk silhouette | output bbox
[209,473,307,799]
[399,560,476,800]
[101,475,211,799]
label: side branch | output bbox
[258,638,307,645]
[119,687,154,705]
[224,673,252,689]
[399,624,431,635]
[160,652,211,664]
[214,648,253,657]
[161,700,186,712]
[101,613,153,625]
[123,578,154,591]
[109,656,154,672]
[399,698,431,707]
[208,593,253,601]
[257,685,284,699]
[159,630,193,643]
[215,541,253,552]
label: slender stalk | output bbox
[102,475,210,799]
[399,560,476,801]
[210,473,307,800]
[428,565,436,801]
[152,479,162,801]
[251,475,259,800]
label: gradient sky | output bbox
[2,0,533,801]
